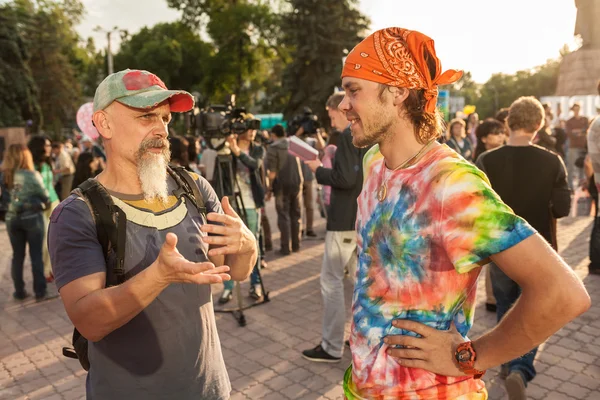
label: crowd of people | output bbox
[0,135,107,300]
[0,26,596,400]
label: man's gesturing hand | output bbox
[384,320,468,377]
[200,196,257,257]
[155,233,231,285]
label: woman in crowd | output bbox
[169,136,192,171]
[28,135,60,282]
[71,152,101,190]
[2,144,49,301]
[465,112,480,148]
[446,118,473,162]
[186,135,203,174]
[473,119,507,161]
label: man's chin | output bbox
[351,131,375,148]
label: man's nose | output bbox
[338,95,351,113]
[154,125,168,139]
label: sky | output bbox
[77,0,579,84]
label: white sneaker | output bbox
[249,284,262,300]
[219,289,233,304]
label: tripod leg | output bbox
[254,260,270,302]
[234,281,246,326]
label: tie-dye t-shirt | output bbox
[349,144,535,399]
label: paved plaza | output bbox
[1,208,599,400]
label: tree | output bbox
[475,58,561,118]
[114,22,213,93]
[0,3,42,130]
[166,0,284,108]
[73,37,105,99]
[14,0,86,137]
[280,0,369,124]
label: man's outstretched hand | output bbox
[155,232,231,286]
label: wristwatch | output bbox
[455,341,485,379]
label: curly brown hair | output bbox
[507,96,545,133]
[378,85,445,144]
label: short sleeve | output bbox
[439,167,536,273]
[48,195,106,290]
[190,172,223,215]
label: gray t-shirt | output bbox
[48,173,231,400]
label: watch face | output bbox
[457,349,472,363]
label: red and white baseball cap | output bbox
[93,69,194,113]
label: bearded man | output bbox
[48,69,257,399]
[339,28,590,400]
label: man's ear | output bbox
[390,87,410,106]
[93,111,112,140]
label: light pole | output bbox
[94,26,128,76]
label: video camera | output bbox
[288,107,321,136]
[196,94,261,139]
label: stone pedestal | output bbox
[556,48,600,96]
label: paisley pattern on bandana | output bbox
[348,144,535,399]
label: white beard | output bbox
[137,152,169,204]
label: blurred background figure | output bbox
[566,102,590,190]
[465,112,480,149]
[169,135,191,170]
[51,141,76,201]
[473,119,507,162]
[71,151,101,190]
[446,118,473,162]
[28,135,60,282]
[2,144,50,301]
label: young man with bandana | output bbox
[339,28,590,400]
[48,69,257,399]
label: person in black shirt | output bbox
[301,92,370,363]
[476,96,571,398]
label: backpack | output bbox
[61,165,206,371]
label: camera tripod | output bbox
[210,153,270,327]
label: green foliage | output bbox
[442,57,563,119]
[73,38,105,99]
[475,59,561,118]
[0,3,42,129]
[280,0,369,123]
[114,22,212,90]
[6,0,87,137]
[165,0,285,111]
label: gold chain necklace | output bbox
[377,140,436,202]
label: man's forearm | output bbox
[71,263,167,342]
[226,248,257,281]
[473,270,588,370]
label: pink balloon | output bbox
[76,102,99,140]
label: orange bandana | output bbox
[341,27,463,113]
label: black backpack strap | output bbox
[77,179,127,283]
[167,166,206,217]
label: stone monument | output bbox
[555,0,600,96]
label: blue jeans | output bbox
[223,208,261,289]
[489,262,537,384]
[7,213,46,297]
